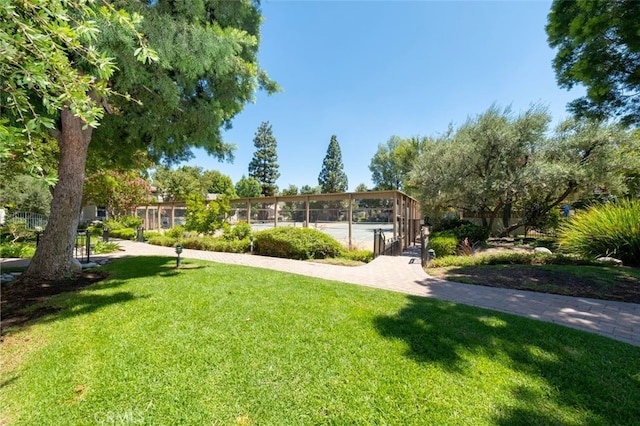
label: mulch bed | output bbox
[429,265,640,303]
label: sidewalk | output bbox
[2,240,639,347]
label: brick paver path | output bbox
[3,240,639,347]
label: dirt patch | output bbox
[1,270,110,335]
[429,265,640,303]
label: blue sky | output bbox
[183,0,584,192]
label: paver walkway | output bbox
[2,240,639,347]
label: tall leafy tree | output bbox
[280,184,299,196]
[185,194,230,234]
[0,175,52,215]
[235,175,263,198]
[152,166,235,201]
[83,170,152,219]
[4,0,276,280]
[0,1,156,185]
[248,121,280,196]
[279,184,299,221]
[410,106,638,234]
[354,183,369,193]
[369,136,405,190]
[300,185,321,195]
[547,0,640,125]
[369,136,426,191]
[152,166,206,202]
[318,135,348,193]
[203,170,237,199]
[1,1,156,281]
[410,105,552,229]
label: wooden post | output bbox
[305,196,310,228]
[348,193,353,249]
[274,198,279,228]
[393,192,398,238]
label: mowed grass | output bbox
[2,257,639,425]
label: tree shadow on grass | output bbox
[373,295,640,424]
[1,256,193,336]
[104,255,207,280]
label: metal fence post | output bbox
[373,229,380,258]
[85,229,91,263]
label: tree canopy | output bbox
[0,175,52,215]
[318,135,348,194]
[152,166,236,201]
[547,0,640,125]
[248,121,280,196]
[235,175,263,198]
[83,170,152,219]
[3,0,276,280]
[0,0,156,184]
[369,136,426,191]
[408,105,638,234]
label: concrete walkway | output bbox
[2,240,639,347]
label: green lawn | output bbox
[2,257,639,425]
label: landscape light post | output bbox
[175,244,183,268]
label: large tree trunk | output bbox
[21,107,93,281]
[502,202,512,228]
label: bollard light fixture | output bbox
[175,244,183,267]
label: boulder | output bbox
[534,247,553,254]
[596,257,623,266]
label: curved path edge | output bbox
[2,240,639,347]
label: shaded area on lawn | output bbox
[374,295,640,425]
[429,264,640,303]
[0,257,185,336]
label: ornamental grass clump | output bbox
[559,199,640,266]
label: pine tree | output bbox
[248,121,280,197]
[318,135,348,193]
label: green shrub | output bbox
[559,199,640,266]
[103,219,125,230]
[429,232,458,257]
[254,227,345,260]
[0,242,36,258]
[1,219,34,243]
[451,223,490,245]
[147,235,177,247]
[120,215,143,229]
[180,236,250,253]
[143,231,162,241]
[224,221,252,241]
[214,238,250,253]
[165,226,187,239]
[180,236,214,251]
[86,220,105,237]
[434,217,472,232]
[428,252,598,268]
[342,249,374,263]
[109,228,136,240]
